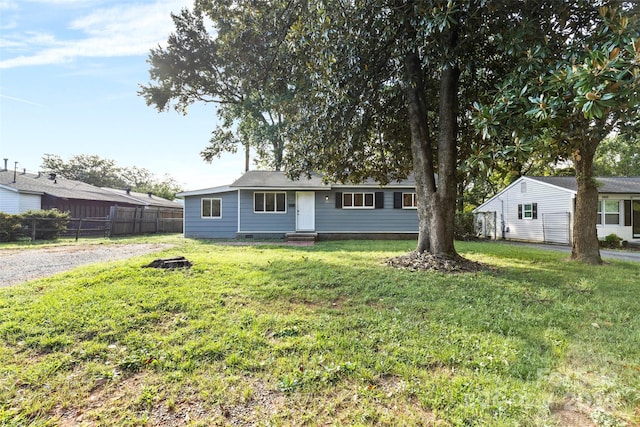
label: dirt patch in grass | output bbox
[54,373,148,426]
[217,377,287,426]
[377,376,438,424]
[550,398,597,427]
[387,251,490,273]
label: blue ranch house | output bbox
[177,171,419,240]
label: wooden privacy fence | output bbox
[108,206,183,236]
[20,207,183,241]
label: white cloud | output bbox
[0,1,19,10]
[0,0,193,69]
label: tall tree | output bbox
[284,0,558,258]
[139,1,299,171]
[475,3,640,264]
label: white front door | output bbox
[296,192,315,231]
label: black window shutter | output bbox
[517,204,522,219]
[375,192,384,209]
[624,200,632,226]
[393,192,402,209]
[532,203,538,219]
[335,192,342,208]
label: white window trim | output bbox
[402,192,417,209]
[201,198,222,219]
[600,199,621,225]
[523,203,534,219]
[342,192,375,209]
[253,191,288,214]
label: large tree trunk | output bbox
[571,143,602,264]
[244,141,250,172]
[404,39,460,259]
[405,51,435,253]
[429,61,460,258]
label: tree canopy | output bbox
[594,133,640,176]
[139,1,302,170]
[280,0,576,257]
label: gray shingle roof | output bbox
[529,176,640,193]
[229,170,417,189]
[102,188,183,209]
[0,170,140,204]
[230,171,330,189]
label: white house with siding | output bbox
[473,176,640,245]
[177,171,420,240]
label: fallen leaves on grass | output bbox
[387,251,489,273]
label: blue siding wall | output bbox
[316,189,418,232]
[185,188,419,238]
[238,190,296,233]
[183,190,238,238]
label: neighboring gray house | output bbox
[1,168,182,217]
[102,188,183,212]
[0,169,139,216]
[177,170,420,240]
[473,176,640,245]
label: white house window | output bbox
[597,202,602,225]
[517,203,537,220]
[523,203,533,219]
[201,198,221,218]
[254,192,286,213]
[599,200,620,225]
[343,192,374,208]
[403,193,417,208]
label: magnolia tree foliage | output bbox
[474,3,640,264]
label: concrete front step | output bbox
[286,232,318,242]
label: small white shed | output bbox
[0,185,42,214]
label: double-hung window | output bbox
[254,192,286,213]
[517,203,537,220]
[402,193,417,209]
[598,200,620,225]
[201,198,221,218]
[342,192,374,208]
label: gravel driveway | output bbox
[0,244,174,288]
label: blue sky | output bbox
[0,0,246,191]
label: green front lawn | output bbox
[0,239,638,426]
